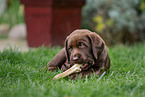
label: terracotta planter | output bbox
[20,0,85,47]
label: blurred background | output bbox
[0,0,145,51]
[0,0,26,51]
[82,0,145,45]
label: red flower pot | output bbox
[20,0,85,47]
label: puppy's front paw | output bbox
[48,66,58,71]
[81,64,91,70]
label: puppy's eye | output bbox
[78,42,85,48]
[68,46,72,51]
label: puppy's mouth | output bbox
[69,58,95,70]
[70,57,84,64]
[72,60,83,64]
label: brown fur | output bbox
[47,29,110,79]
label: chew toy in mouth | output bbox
[53,64,82,80]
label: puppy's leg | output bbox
[104,55,110,73]
[47,48,66,71]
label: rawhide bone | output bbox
[53,64,82,80]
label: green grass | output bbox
[0,44,145,97]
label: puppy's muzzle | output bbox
[72,54,82,64]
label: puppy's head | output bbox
[65,29,105,65]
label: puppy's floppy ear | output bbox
[65,38,70,62]
[87,33,105,61]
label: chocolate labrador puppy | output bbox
[47,29,110,79]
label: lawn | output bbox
[0,44,145,97]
